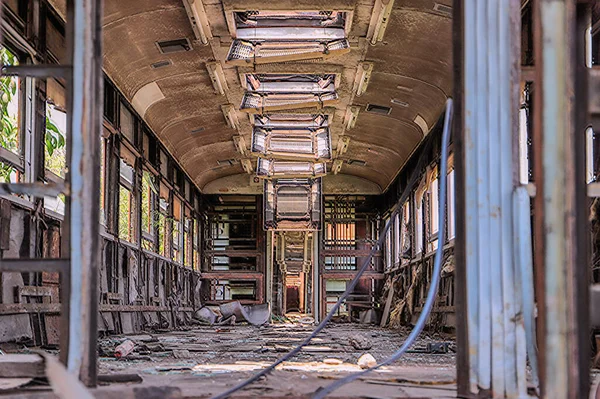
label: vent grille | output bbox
[433,3,453,17]
[217,159,235,166]
[151,60,172,69]
[391,98,409,107]
[347,159,366,166]
[365,103,392,115]
[156,38,192,54]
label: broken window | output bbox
[141,169,157,250]
[172,195,182,263]
[415,185,426,255]
[447,169,455,240]
[193,218,200,271]
[227,11,350,65]
[118,156,136,242]
[158,183,169,257]
[240,74,339,113]
[45,80,67,178]
[184,208,193,268]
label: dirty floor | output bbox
[96,322,457,398]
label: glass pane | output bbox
[120,103,135,143]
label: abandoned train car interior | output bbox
[0,0,598,398]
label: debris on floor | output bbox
[357,353,377,369]
[193,301,271,326]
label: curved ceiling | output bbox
[98,0,452,194]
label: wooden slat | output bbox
[0,354,45,378]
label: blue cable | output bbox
[312,98,453,398]
[211,98,453,399]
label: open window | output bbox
[45,79,67,179]
[264,178,321,230]
[141,169,157,251]
[0,45,23,185]
[172,195,183,263]
[240,74,339,113]
[158,182,170,257]
[118,149,136,242]
[256,158,326,178]
[226,11,350,65]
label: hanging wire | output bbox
[210,98,452,399]
[312,98,452,398]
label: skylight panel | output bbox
[226,10,350,65]
[251,126,332,160]
[254,114,328,128]
[241,92,339,113]
[256,158,327,178]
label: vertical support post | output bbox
[312,230,320,322]
[452,0,469,395]
[458,0,527,396]
[533,0,590,397]
[66,0,102,386]
[266,230,273,309]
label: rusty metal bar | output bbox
[0,258,69,273]
[1,64,71,78]
[452,0,469,395]
[0,182,68,197]
[532,0,591,397]
[65,0,103,386]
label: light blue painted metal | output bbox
[67,0,88,375]
[67,0,102,383]
[513,186,539,394]
[462,0,528,397]
[538,1,571,397]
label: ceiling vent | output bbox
[433,3,453,17]
[390,98,409,107]
[156,38,192,54]
[217,159,236,166]
[365,103,391,115]
[151,60,172,69]
[347,159,367,166]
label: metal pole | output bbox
[533,0,590,397]
[66,0,102,386]
[451,0,470,395]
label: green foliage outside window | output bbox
[0,47,67,181]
